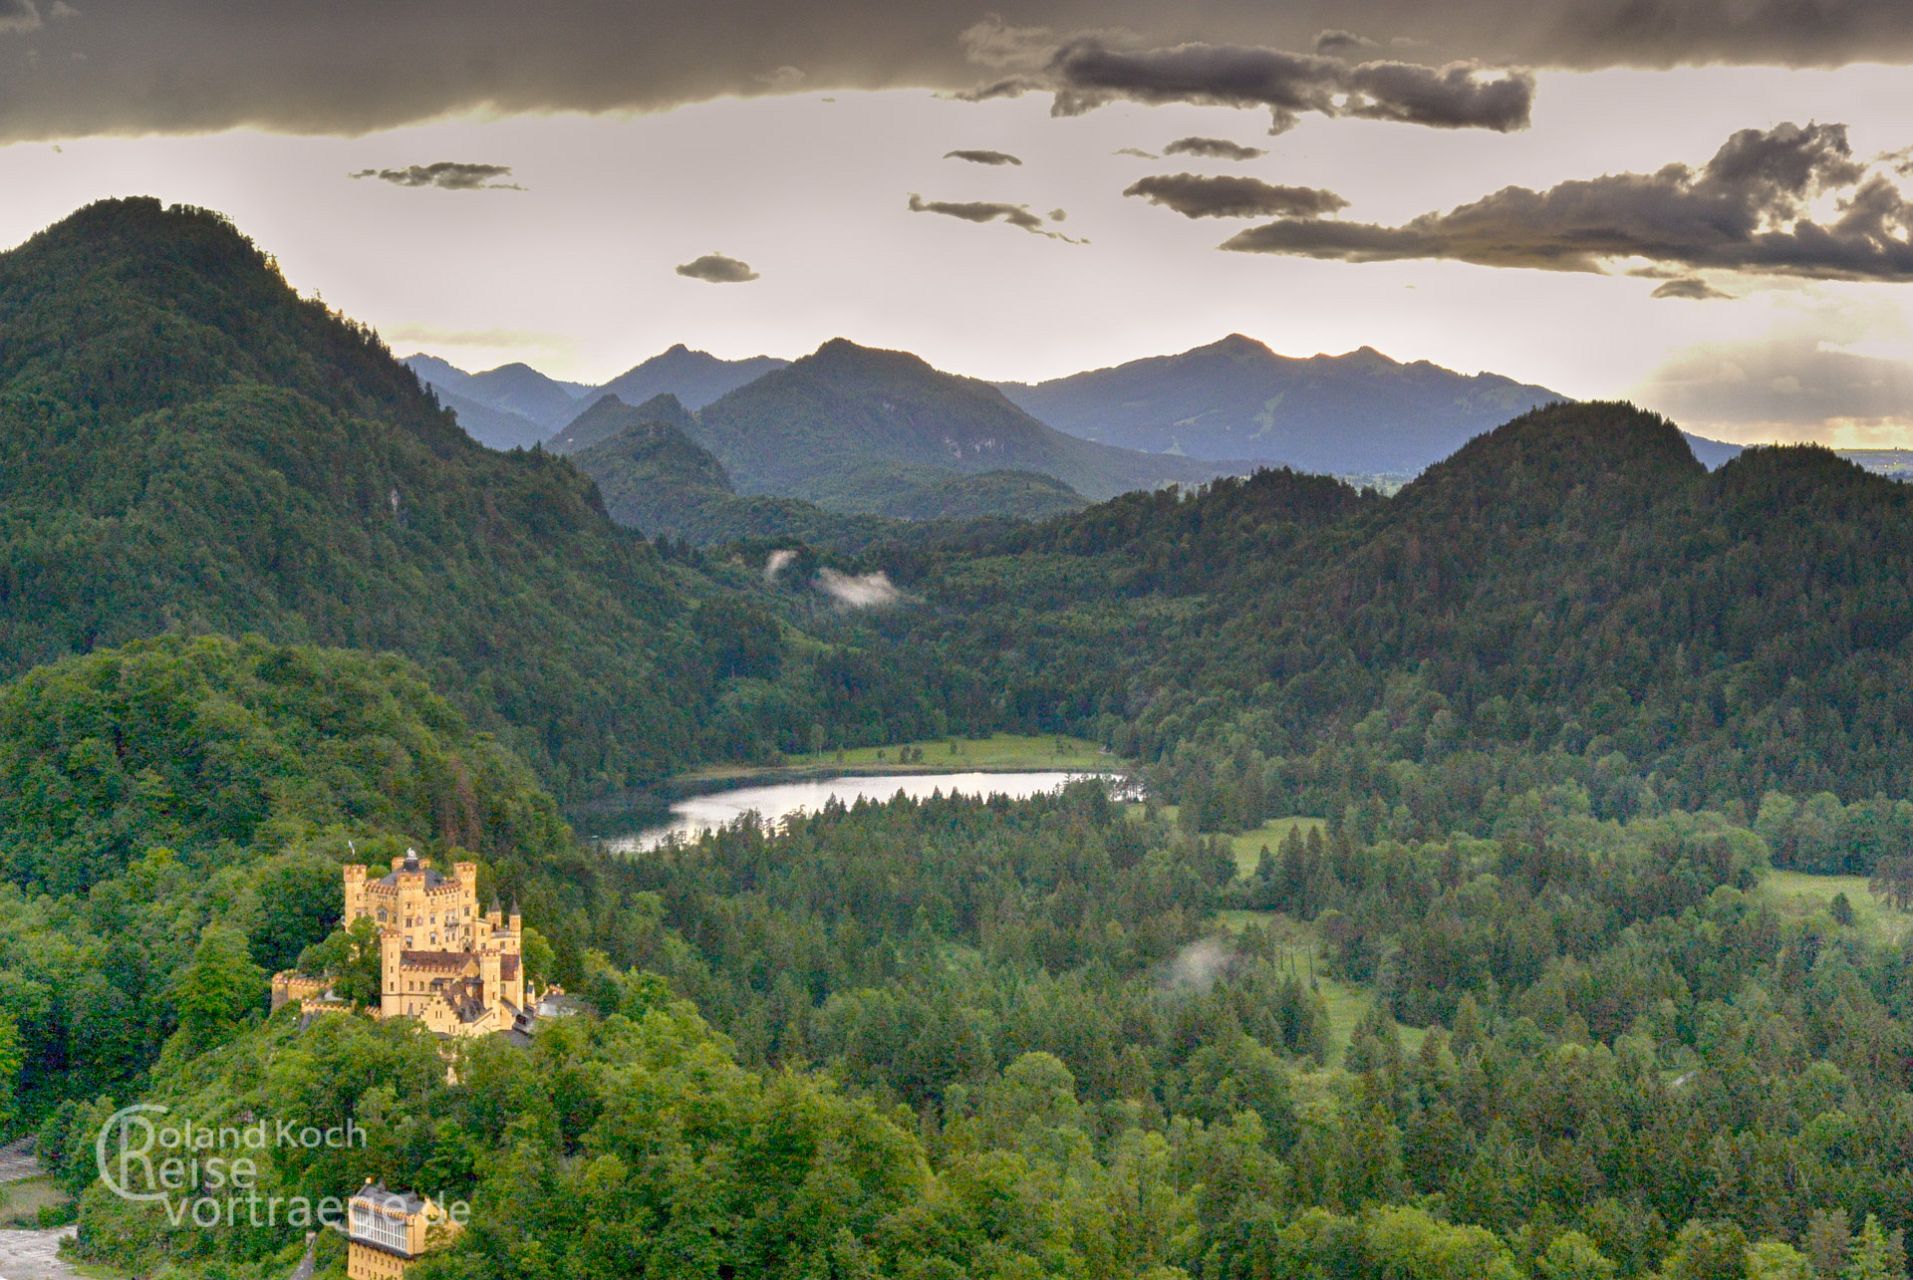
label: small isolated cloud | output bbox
[1163,136,1266,161]
[675,253,760,283]
[1115,147,1160,159]
[1653,276,1732,300]
[816,569,902,608]
[957,20,1534,135]
[350,161,522,191]
[945,148,1023,166]
[907,193,1083,242]
[1314,29,1377,57]
[1224,122,1913,283]
[1125,173,1347,219]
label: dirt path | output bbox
[0,1227,81,1280]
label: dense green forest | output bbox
[15,631,1913,1277]
[564,394,905,549]
[12,199,1913,1280]
[877,404,1913,831]
[0,198,994,794]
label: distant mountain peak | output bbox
[1211,333,1273,356]
[806,337,932,370]
[596,345,789,411]
[694,339,1231,501]
[811,336,890,361]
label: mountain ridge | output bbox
[995,333,1570,474]
[690,337,1237,502]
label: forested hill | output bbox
[891,401,1913,823]
[547,390,698,455]
[0,633,610,1114]
[0,198,717,793]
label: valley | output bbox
[4,197,1913,1280]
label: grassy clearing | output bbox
[792,733,1110,772]
[1215,908,1425,1068]
[1225,817,1328,879]
[0,1175,68,1228]
[1759,868,1913,946]
[1121,811,1327,879]
[680,733,1113,784]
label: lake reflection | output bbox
[608,770,1110,852]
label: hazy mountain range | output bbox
[997,334,1565,474]
[415,340,1236,527]
[409,336,1758,503]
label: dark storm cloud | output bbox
[675,253,760,283]
[1124,173,1348,219]
[349,162,522,190]
[907,194,1082,241]
[1342,59,1537,130]
[1652,277,1732,300]
[1162,136,1265,161]
[1314,29,1377,57]
[982,33,1533,134]
[944,148,1023,165]
[1224,122,1913,282]
[6,1,1913,144]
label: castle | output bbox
[273,849,534,1039]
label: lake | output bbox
[607,770,1112,852]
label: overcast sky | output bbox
[1,0,1910,445]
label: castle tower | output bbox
[343,864,368,927]
[379,927,405,1020]
[480,948,500,1011]
[454,862,479,946]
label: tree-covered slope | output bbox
[567,399,900,548]
[800,463,1089,521]
[694,338,1235,502]
[0,633,633,1120]
[548,390,701,455]
[564,392,1088,542]
[0,198,707,792]
[890,401,1913,819]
